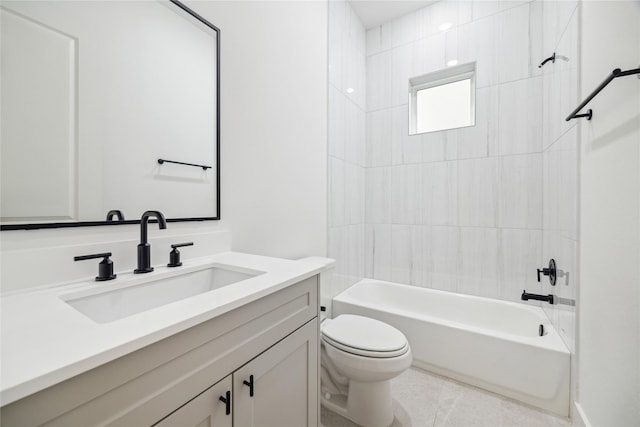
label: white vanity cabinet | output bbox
[1,275,319,427]
[233,320,317,427]
[155,376,233,427]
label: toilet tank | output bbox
[297,257,335,318]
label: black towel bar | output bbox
[157,158,211,170]
[566,66,640,121]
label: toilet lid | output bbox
[322,315,408,357]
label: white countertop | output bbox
[0,252,323,405]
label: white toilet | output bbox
[298,257,412,427]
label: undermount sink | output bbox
[63,265,264,323]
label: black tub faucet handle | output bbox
[537,259,557,286]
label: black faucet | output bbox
[521,290,555,305]
[134,210,167,274]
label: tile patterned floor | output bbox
[321,367,572,427]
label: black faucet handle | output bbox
[74,252,117,281]
[171,242,194,249]
[168,242,194,267]
[536,259,557,286]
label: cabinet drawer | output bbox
[1,276,318,427]
[153,376,232,427]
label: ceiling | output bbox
[348,0,437,29]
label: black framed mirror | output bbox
[0,0,220,230]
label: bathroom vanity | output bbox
[0,253,321,427]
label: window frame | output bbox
[408,62,476,135]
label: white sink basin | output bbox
[63,265,264,323]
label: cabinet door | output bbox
[233,319,318,427]
[154,375,232,427]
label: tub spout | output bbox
[521,290,555,304]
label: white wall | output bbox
[187,0,328,260]
[577,1,640,426]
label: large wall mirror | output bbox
[0,0,220,230]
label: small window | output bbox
[409,62,476,135]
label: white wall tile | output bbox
[328,225,348,293]
[458,16,499,88]
[415,34,446,76]
[543,126,577,239]
[366,27,382,57]
[459,86,498,159]
[391,225,424,286]
[345,101,364,164]
[367,108,392,167]
[422,129,450,163]
[365,224,392,281]
[390,11,418,48]
[542,64,561,150]
[390,43,414,107]
[497,76,543,155]
[329,157,346,227]
[557,12,579,139]
[416,0,458,39]
[498,153,542,229]
[346,224,365,285]
[498,3,531,83]
[345,162,364,225]
[328,0,345,89]
[445,129,459,160]
[542,0,578,53]
[366,51,392,110]
[528,0,543,79]
[426,225,459,292]
[498,228,542,302]
[472,1,502,21]
[391,164,422,224]
[348,5,366,54]
[445,28,459,67]
[392,105,423,165]
[458,227,499,298]
[558,129,577,241]
[458,157,498,227]
[542,143,559,234]
[458,1,473,26]
[422,161,458,226]
[328,86,345,159]
[365,167,391,224]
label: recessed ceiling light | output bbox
[447,59,458,67]
[346,87,355,94]
[438,22,452,32]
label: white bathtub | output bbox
[332,279,570,416]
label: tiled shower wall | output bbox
[327,0,366,297]
[364,0,546,303]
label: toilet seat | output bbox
[321,315,409,358]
